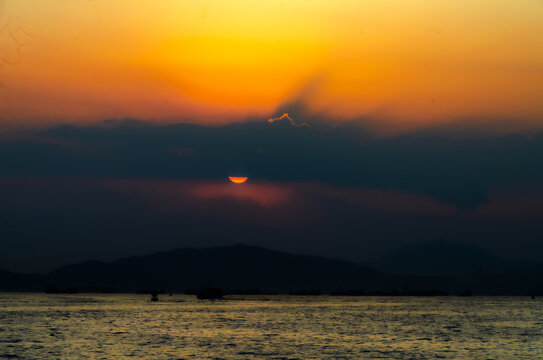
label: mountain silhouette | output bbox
[0,268,44,291]
[46,244,391,293]
[372,239,514,282]
[0,243,540,295]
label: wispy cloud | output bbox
[268,113,309,128]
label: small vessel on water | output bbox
[196,287,223,300]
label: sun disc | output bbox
[228,176,248,184]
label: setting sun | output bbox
[228,176,248,184]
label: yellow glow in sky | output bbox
[1,0,543,131]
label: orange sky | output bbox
[1,0,543,131]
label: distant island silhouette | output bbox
[371,239,515,281]
[0,243,541,295]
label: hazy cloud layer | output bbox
[1,119,543,272]
[1,176,543,273]
[2,118,543,207]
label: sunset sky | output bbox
[1,0,543,131]
[1,1,543,272]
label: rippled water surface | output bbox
[0,294,542,359]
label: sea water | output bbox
[0,294,541,359]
